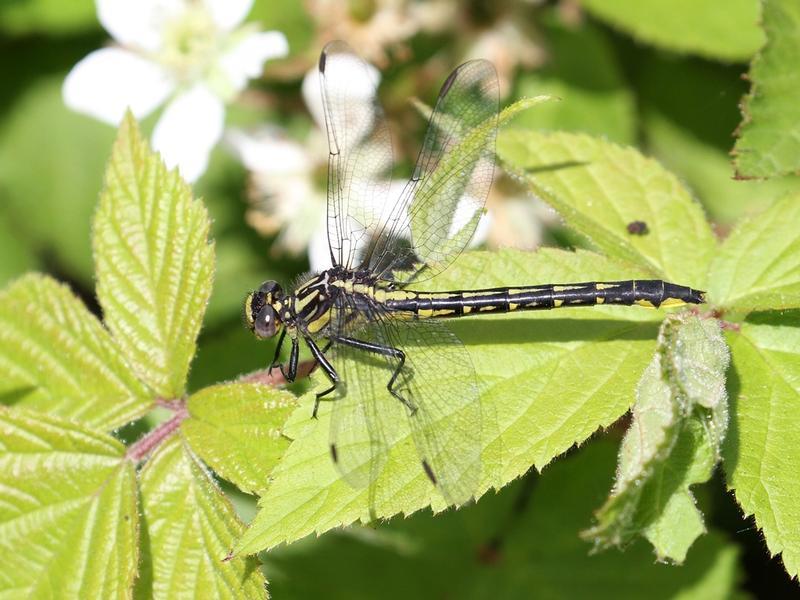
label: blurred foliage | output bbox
[578,0,763,62]
[1,0,800,597]
[0,0,97,35]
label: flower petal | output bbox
[301,58,380,132]
[63,48,174,125]
[152,85,224,182]
[206,0,254,31]
[309,221,336,272]
[219,31,289,93]
[97,0,184,51]
[226,128,309,174]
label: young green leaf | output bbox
[707,193,800,311]
[0,408,138,597]
[497,130,717,288]
[136,434,266,599]
[0,274,151,431]
[235,248,678,555]
[724,314,800,578]
[578,0,763,62]
[183,383,296,495]
[585,315,730,563]
[734,0,800,178]
[94,113,214,399]
[265,439,741,599]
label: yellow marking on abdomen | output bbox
[660,297,686,307]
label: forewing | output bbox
[369,60,499,281]
[319,41,394,268]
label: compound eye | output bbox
[258,281,282,296]
[254,306,280,339]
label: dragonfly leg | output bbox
[333,336,415,414]
[305,336,340,419]
[267,328,287,377]
[284,336,299,382]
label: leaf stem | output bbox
[126,403,189,462]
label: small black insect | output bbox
[626,220,649,235]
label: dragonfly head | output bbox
[245,281,284,339]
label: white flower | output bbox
[63,0,288,182]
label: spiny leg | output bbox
[333,336,415,414]
[282,336,300,382]
[267,328,288,377]
[305,336,339,418]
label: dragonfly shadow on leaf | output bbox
[524,160,590,175]
[449,317,660,346]
[0,385,38,406]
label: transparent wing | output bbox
[374,313,481,504]
[368,59,499,282]
[319,41,394,269]
[327,296,392,493]
[327,298,482,505]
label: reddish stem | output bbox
[126,403,188,462]
[125,357,316,463]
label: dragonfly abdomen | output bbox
[383,280,705,318]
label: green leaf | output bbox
[264,439,741,599]
[724,314,800,578]
[707,193,800,310]
[734,0,800,178]
[578,0,763,62]
[94,113,215,398]
[136,434,266,599]
[0,407,138,597]
[183,383,296,495]
[585,315,730,563]
[513,14,635,144]
[0,76,117,280]
[497,130,717,288]
[0,274,151,431]
[235,248,677,555]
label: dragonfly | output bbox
[244,41,705,505]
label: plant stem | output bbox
[126,402,188,462]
